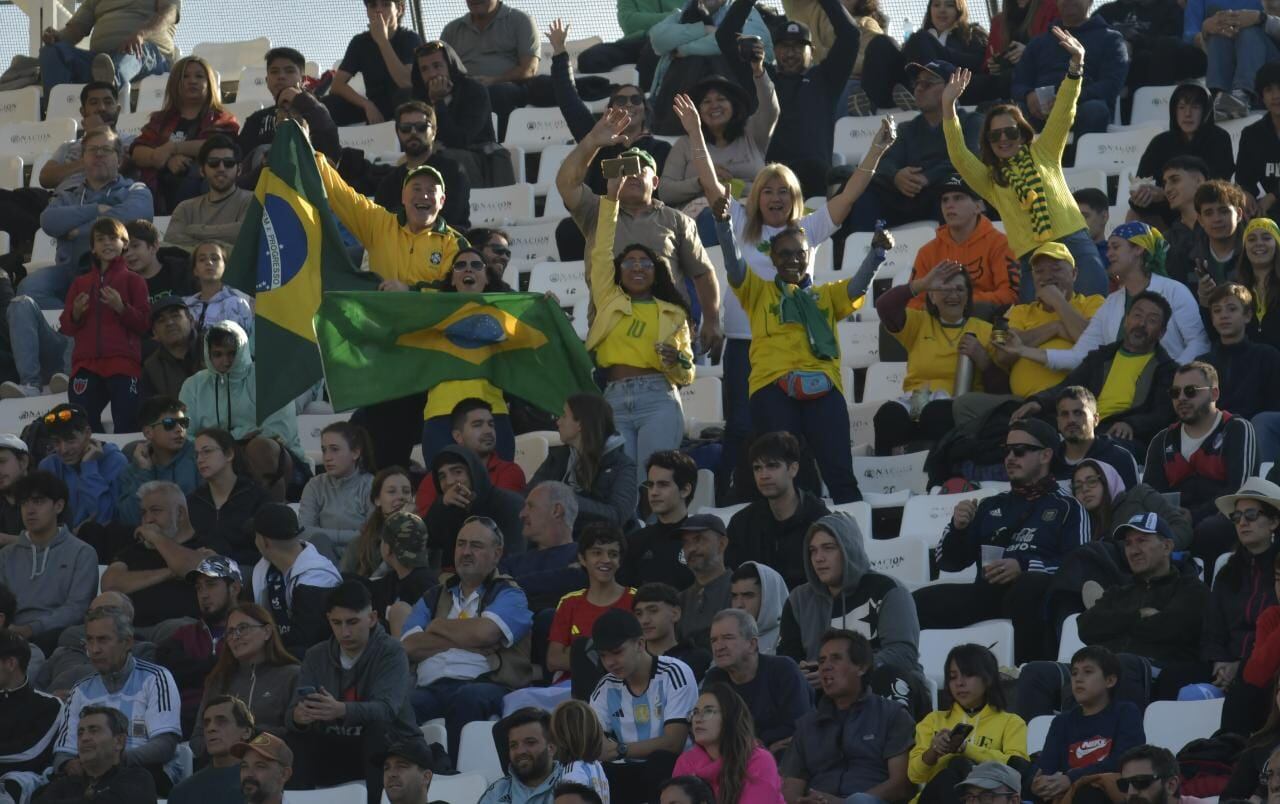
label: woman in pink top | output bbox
[672,683,785,804]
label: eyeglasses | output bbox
[621,258,655,270]
[204,157,237,169]
[961,793,1018,804]
[609,94,645,107]
[987,126,1022,143]
[85,145,117,157]
[1168,384,1211,400]
[397,122,432,134]
[1003,443,1047,458]
[226,623,266,639]
[1071,476,1102,494]
[453,259,486,271]
[773,248,808,262]
[1230,508,1271,523]
[1117,775,1166,793]
[151,416,191,431]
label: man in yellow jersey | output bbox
[1015,290,1177,454]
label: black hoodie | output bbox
[1236,114,1280,201]
[726,491,830,589]
[1204,541,1280,663]
[1136,84,1234,184]
[409,41,496,148]
[186,474,271,566]
[426,445,526,559]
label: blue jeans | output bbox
[1254,412,1280,464]
[750,382,860,503]
[19,263,78,310]
[411,677,507,761]
[1018,228,1109,301]
[8,296,69,387]
[604,374,684,489]
[846,795,891,804]
[1206,27,1280,93]
[419,413,515,469]
[39,40,170,94]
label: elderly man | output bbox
[140,297,202,402]
[35,706,158,804]
[501,481,585,612]
[38,0,177,94]
[677,514,732,650]
[396,517,532,760]
[101,480,224,627]
[951,762,1024,804]
[232,733,293,804]
[53,606,182,793]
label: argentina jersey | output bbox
[589,655,697,750]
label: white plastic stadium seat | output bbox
[1073,128,1161,174]
[861,362,906,403]
[288,782,367,802]
[457,720,503,783]
[27,234,58,275]
[919,619,1016,689]
[899,488,1001,547]
[852,451,929,495]
[833,111,919,165]
[503,107,575,154]
[134,74,170,114]
[531,143,574,196]
[1062,167,1106,194]
[831,501,873,542]
[0,87,40,125]
[503,220,561,267]
[837,320,881,369]
[535,37,603,76]
[528,261,588,308]
[0,156,21,191]
[512,433,549,481]
[847,400,878,450]
[0,119,78,163]
[1143,698,1225,754]
[235,66,274,104]
[862,534,929,585]
[192,38,271,82]
[580,64,640,87]
[336,121,399,162]
[1058,612,1085,662]
[1128,85,1176,128]
[297,412,355,466]
[842,226,934,280]
[0,393,69,436]
[689,468,715,515]
[1026,714,1054,755]
[114,111,151,141]
[45,83,87,122]
[470,183,536,226]
[680,375,723,437]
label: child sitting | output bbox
[183,241,253,337]
[550,699,611,804]
[60,217,152,432]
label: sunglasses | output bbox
[1230,508,1272,523]
[987,126,1022,143]
[454,259,486,271]
[204,157,237,169]
[486,245,511,257]
[1168,384,1211,400]
[1116,775,1165,793]
[621,258,655,270]
[397,122,432,134]
[1003,443,1047,458]
[609,94,645,107]
[151,416,191,431]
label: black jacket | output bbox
[1030,343,1177,445]
[726,491,831,589]
[372,153,473,231]
[1051,435,1139,490]
[531,439,639,533]
[34,764,157,804]
[621,517,695,590]
[1204,541,1280,663]
[1095,0,1185,47]
[1198,339,1280,418]
[0,682,62,775]
[1078,566,1209,663]
[186,475,271,567]
[409,42,495,147]
[1235,113,1280,201]
[426,445,526,557]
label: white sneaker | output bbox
[48,373,69,395]
[0,382,42,399]
[1214,90,1248,120]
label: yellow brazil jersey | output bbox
[733,270,861,396]
[424,379,509,420]
[1096,350,1153,419]
[1006,293,1106,397]
[893,309,994,394]
[594,300,666,372]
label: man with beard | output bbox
[1115,745,1194,804]
[164,135,254,251]
[166,696,256,804]
[1145,361,1257,567]
[479,707,564,804]
[1050,387,1140,489]
[140,297,202,402]
[232,733,293,804]
[915,418,1091,663]
[101,480,228,627]
[380,740,435,804]
[155,556,243,735]
[676,515,732,650]
[35,706,158,804]
[373,101,471,231]
[466,228,513,287]
[415,398,525,513]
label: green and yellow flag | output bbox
[224,121,381,424]
[314,291,598,413]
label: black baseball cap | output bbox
[775,21,812,45]
[254,503,303,541]
[591,609,644,651]
[906,60,957,83]
[375,739,434,769]
[149,295,190,323]
[676,513,727,538]
[1008,418,1059,449]
[939,174,981,201]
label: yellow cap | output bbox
[1030,241,1075,267]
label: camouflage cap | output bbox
[382,511,430,567]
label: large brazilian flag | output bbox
[314,291,599,414]
[224,121,381,424]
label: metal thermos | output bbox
[954,354,974,396]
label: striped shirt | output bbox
[54,657,181,769]
[589,655,696,749]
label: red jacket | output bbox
[415,451,527,515]
[60,256,151,377]
[1245,605,1280,687]
[986,0,1059,68]
[130,107,240,195]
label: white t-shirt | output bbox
[588,655,697,749]
[1180,412,1223,461]
[723,198,839,339]
[562,760,611,803]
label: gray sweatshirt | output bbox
[164,188,255,250]
[297,470,374,553]
[0,526,97,636]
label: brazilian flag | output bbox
[224,121,381,424]
[314,291,599,413]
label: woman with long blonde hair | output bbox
[131,54,240,213]
[550,700,611,803]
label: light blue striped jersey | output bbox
[588,654,696,748]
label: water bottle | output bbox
[902,17,914,43]
[954,353,975,396]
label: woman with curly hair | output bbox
[672,683,784,803]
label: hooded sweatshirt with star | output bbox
[0,526,97,636]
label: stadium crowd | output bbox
[5,0,1280,800]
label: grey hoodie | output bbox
[0,526,97,636]
[740,561,788,655]
[778,513,923,674]
[298,470,374,553]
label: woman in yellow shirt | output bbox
[586,185,696,489]
[940,28,1108,301]
[874,260,1004,456]
[909,644,1029,804]
[419,248,517,465]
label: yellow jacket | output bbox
[314,155,466,286]
[907,704,1029,796]
[586,197,695,388]
[943,75,1088,258]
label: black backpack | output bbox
[1177,733,1247,797]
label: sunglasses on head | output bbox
[1169,384,1211,400]
[1116,775,1165,793]
[204,157,237,169]
[43,409,76,425]
[397,122,432,134]
[151,416,191,431]
[609,93,645,107]
[987,125,1022,143]
[1230,508,1272,523]
[1003,443,1046,457]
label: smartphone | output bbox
[950,723,975,741]
[1193,258,1209,279]
[601,156,642,179]
[738,35,763,60]
[296,686,317,699]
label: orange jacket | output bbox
[907,216,1020,310]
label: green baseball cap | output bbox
[618,147,657,173]
[382,511,431,567]
[402,164,446,190]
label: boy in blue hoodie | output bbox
[1032,646,1145,799]
[37,403,127,544]
[115,396,199,526]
